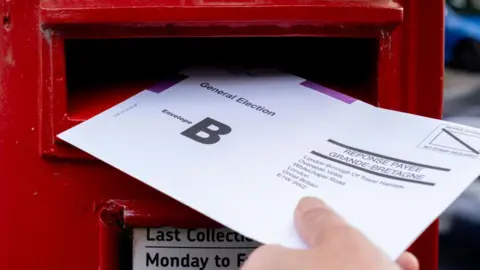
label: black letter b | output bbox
[181,117,232,144]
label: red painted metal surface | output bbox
[0,0,444,270]
[40,0,402,26]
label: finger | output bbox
[294,196,362,248]
[396,252,419,270]
[240,245,303,270]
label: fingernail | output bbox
[297,196,326,213]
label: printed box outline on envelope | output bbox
[418,125,480,158]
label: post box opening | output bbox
[64,37,378,121]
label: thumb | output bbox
[396,252,419,270]
[294,197,404,270]
[294,196,364,248]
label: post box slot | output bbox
[64,37,378,121]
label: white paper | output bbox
[58,67,480,260]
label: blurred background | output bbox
[440,1,480,269]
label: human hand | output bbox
[242,197,419,270]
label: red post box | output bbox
[0,0,444,269]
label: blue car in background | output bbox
[446,0,480,71]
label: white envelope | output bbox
[58,67,480,260]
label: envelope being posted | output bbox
[58,66,480,260]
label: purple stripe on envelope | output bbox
[300,80,356,104]
[148,74,189,93]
